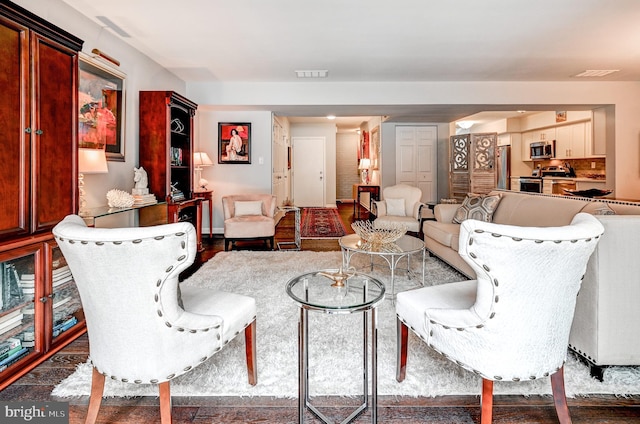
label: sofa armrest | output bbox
[372,200,387,217]
[434,204,460,223]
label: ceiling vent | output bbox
[573,70,619,78]
[295,70,329,78]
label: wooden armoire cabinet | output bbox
[0,0,86,390]
[449,133,497,202]
[139,91,203,251]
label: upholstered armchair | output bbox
[372,184,426,235]
[53,215,257,424]
[222,194,277,251]
[396,213,604,424]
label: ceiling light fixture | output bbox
[573,70,619,78]
[456,121,474,130]
[295,70,329,78]
[326,115,336,120]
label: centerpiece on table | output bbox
[351,220,407,248]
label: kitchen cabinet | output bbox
[576,180,607,191]
[0,0,85,389]
[555,122,587,159]
[497,133,520,147]
[510,177,521,192]
[589,109,606,157]
[139,91,203,251]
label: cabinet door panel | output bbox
[31,34,77,233]
[0,17,30,239]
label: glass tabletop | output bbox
[286,270,385,313]
[339,234,425,255]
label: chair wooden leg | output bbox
[481,378,493,424]
[85,367,104,424]
[158,381,172,424]
[396,317,409,382]
[245,320,257,385]
[551,366,572,424]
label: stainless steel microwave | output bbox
[530,140,555,160]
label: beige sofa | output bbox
[423,190,640,377]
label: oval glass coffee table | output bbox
[286,270,385,423]
[339,233,426,303]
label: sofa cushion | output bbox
[234,200,263,216]
[490,193,586,226]
[423,221,461,250]
[386,198,406,216]
[452,193,502,224]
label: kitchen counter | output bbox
[541,176,606,182]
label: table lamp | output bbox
[194,151,214,191]
[358,158,371,184]
[78,148,108,213]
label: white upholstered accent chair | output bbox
[396,213,604,424]
[53,215,257,424]
[222,194,277,251]
[372,184,426,235]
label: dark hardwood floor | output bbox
[1,202,638,423]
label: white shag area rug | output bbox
[53,251,640,399]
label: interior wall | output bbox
[289,123,338,207]
[197,108,274,234]
[336,132,360,201]
[18,0,186,227]
[188,81,640,200]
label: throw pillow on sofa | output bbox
[452,193,502,224]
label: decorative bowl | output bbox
[351,221,406,245]
[563,188,613,198]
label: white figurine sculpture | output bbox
[132,167,149,195]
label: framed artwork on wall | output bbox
[219,122,251,164]
[556,111,567,123]
[370,126,380,169]
[78,52,126,162]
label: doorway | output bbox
[292,136,325,207]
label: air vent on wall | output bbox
[295,70,329,78]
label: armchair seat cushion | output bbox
[374,215,421,233]
[180,286,257,343]
[397,280,477,340]
[224,215,275,238]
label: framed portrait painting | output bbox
[78,52,126,161]
[219,122,251,164]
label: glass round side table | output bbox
[286,270,385,423]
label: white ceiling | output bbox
[61,0,640,128]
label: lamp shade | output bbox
[78,148,108,174]
[194,151,214,168]
[358,158,371,170]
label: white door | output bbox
[396,126,437,203]
[292,137,325,207]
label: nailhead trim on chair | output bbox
[398,227,603,383]
[58,231,234,385]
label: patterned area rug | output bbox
[52,251,640,399]
[300,207,347,239]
